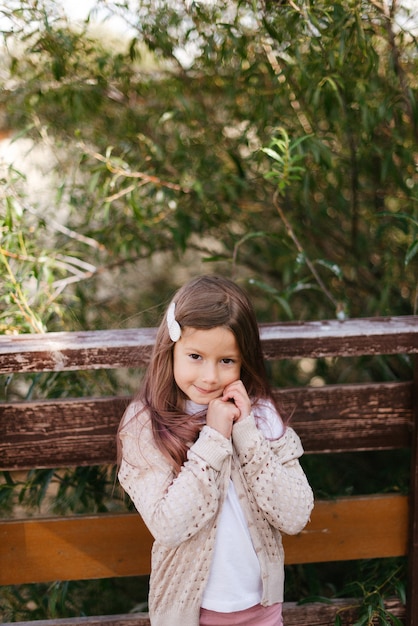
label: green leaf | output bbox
[315,259,344,279]
[405,240,418,266]
[260,147,285,164]
[380,212,418,228]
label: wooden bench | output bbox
[1,316,417,625]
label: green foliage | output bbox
[1,0,417,332]
[0,465,123,519]
[285,557,406,624]
[0,166,49,333]
[261,129,310,195]
[336,560,406,626]
[0,576,149,622]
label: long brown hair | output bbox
[134,275,274,472]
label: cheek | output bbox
[224,365,241,382]
[172,353,184,385]
[173,355,193,384]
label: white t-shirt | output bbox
[186,400,284,612]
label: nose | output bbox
[201,361,218,384]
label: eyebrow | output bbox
[182,343,240,358]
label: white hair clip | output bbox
[167,301,181,342]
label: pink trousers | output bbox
[200,603,283,626]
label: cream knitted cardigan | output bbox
[118,401,314,626]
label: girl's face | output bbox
[173,326,242,405]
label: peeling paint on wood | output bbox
[0,316,417,373]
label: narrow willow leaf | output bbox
[405,240,418,266]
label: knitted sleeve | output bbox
[118,402,232,548]
[232,411,314,535]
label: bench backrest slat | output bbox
[0,381,413,470]
[1,317,417,374]
[0,494,408,585]
[407,358,418,624]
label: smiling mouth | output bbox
[194,386,218,395]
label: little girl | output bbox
[118,275,314,626]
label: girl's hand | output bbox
[206,397,240,439]
[222,380,252,423]
[206,381,251,438]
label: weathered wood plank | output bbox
[1,616,156,626]
[0,317,417,373]
[0,598,407,626]
[0,396,131,469]
[261,316,418,360]
[283,381,413,453]
[407,356,418,626]
[285,494,408,564]
[0,382,412,470]
[0,512,153,585]
[0,495,408,585]
[0,328,156,373]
